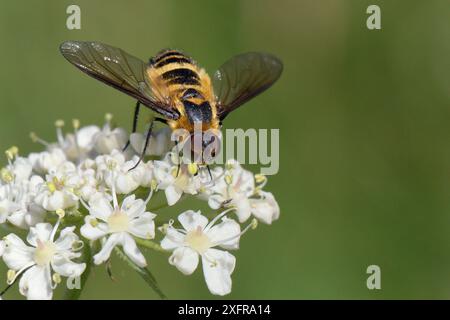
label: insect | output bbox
[60,41,283,170]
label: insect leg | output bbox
[122,101,141,152]
[128,119,154,171]
[173,140,181,177]
[154,117,167,125]
[206,165,213,181]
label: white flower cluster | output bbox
[0,116,279,299]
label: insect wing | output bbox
[213,52,283,120]
[60,41,179,119]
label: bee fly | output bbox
[60,41,283,174]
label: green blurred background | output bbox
[1,0,450,299]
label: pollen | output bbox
[251,218,258,230]
[225,174,233,185]
[55,119,65,128]
[187,163,198,175]
[106,159,117,170]
[255,174,266,184]
[105,113,113,122]
[171,167,179,178]
[29,132,38,143]
[6,269,16,284]
[151,179,158,191]
[5,146,18,160]
[0,168,14,183]
[72,119,80,129]
[46,181,56,193]
[52,273,62,285]
[55,209,65,219]
[89,218,99,228]
[46,177,65,193]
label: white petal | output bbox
[208,194,225,210]
[201,249,236,296]
[54,226,78,251]
[153,160,172,186]
[122,233,147,267]
[250,191,280,224]
[51,256,86,278]
[169,247,199,275]
[121,195,145,218]
[93,128,128,155]
[115,173,139,194]
[128,213,155,239]
[0,199,10,223]
[37,189,78,211]
[8,212,27,229]
[234,169,255,196]
[76,125,100,149]
[26,223,53,247]
[80,216,108,240]
[8,204,45,229]
[152,127,172,155]
[10,157,32,182]
[19,266,53,300]
[35,191,63,211]
[165,185,183,206]
[160,228,185,250]
[29,149,66,174]
[0,240,5,257]
[93,233,121,265]
[2,234,34,270]
[89,196,114,221]
[138,162,154,187]
[130,129,171,156]
[130,133,147,155]
[178,210,208,232]
[47,191,72,211]
[207,217,241,250]
[233,195,252,223]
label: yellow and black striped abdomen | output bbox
[147,49,219,131]
[149,49,201,87]
[151,50,193,68]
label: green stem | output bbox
[134,237,168,254]
[114,247,167,299]
[63,242,92,300]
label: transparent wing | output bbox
[60,41,179,119]
[213,52,283,120]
